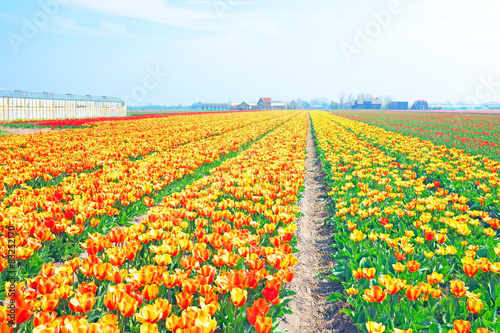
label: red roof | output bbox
[261,98,271,103]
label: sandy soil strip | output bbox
[0,126,55,135]
[277,120,357,333]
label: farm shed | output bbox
[388,101,409,110]
[411,100,429,110]
[351,98,382,110]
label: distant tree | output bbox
[339,91,345,109]
[330,101,340,110]
[310,98,319,107]
[382,95,393,109]
[191,102,203,110]
[346,93,354,109]
[296,99,308,109]
[288,100,298,109]
[357,93,374,99]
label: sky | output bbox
[1,0,500,106]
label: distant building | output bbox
[388,101,409,110]
[483,102,500,110]
[0,89,126,121]
[351,98,382,110]
[236,102,258,110]
[271,102,286,110]
[258,98,272,109]
[411,100,429,110]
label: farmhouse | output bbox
[411,100,429,110]
[351,98,382,110]
[258,98,272,109]
[237,101,257,110]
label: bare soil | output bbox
[0,126,55,135]
[277,121,357,333]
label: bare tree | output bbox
[338,91,345,110]
[357,93,373,99]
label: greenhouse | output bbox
[0,89,126,121]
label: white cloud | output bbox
[72,0,221,30]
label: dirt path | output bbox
[0,126,54,135]
[277,120,357,333]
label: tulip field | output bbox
[1,110,499,333]
[336,112,500,162]
[314,111,500,333]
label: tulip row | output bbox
[331,114,500,214]
[0,111,283,195]
[4,111,308,333]
[309,111,499,333]
[0,112,297,283]
[335,112,500,162]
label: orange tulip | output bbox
[454,320,471,333]
[353,268,364,279]
[93,262,111,280]
[176,291,194,309]
[77,282,97,295]
[450,280,468,298]
[255,316,273,333]
[119,293,139,317]
[153,298,172,320]
[366,321,386,333]
[40,294,59,312]
[139,323,158,333]
[55,285,74,300]
[246,298,271,326]
[405,286,421,301]
[362,286,386,303]
[143,284,159,301]
[406,260,420,273]
[476,328,493,333]
[165,315,181,332]
[385,278,406,295]
[426,272,443,284]
[136,305,161,324]
[346,288,359,296]
[143,196,154,207]
[392,262,406,273]
[36,277,57,295]
[33,311,57,327]
[69,292,96,313]
[182,279,200,295]
[466,297,483,314]
[362,268,376,280]
[104,291,126,311]
[463,262,479,277]
[110,269,128,284]
[15,296,34,324]
[230,287,248,307]
[40,263,56,278]
[180,307,198,328]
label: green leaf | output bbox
[428,323,442,333]
[339,309,353,317]
[327,276,343,282]
[488,280,496,300]
[357,310,367,325]
[326,292,346,302]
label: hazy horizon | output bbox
[2,0,500,106]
